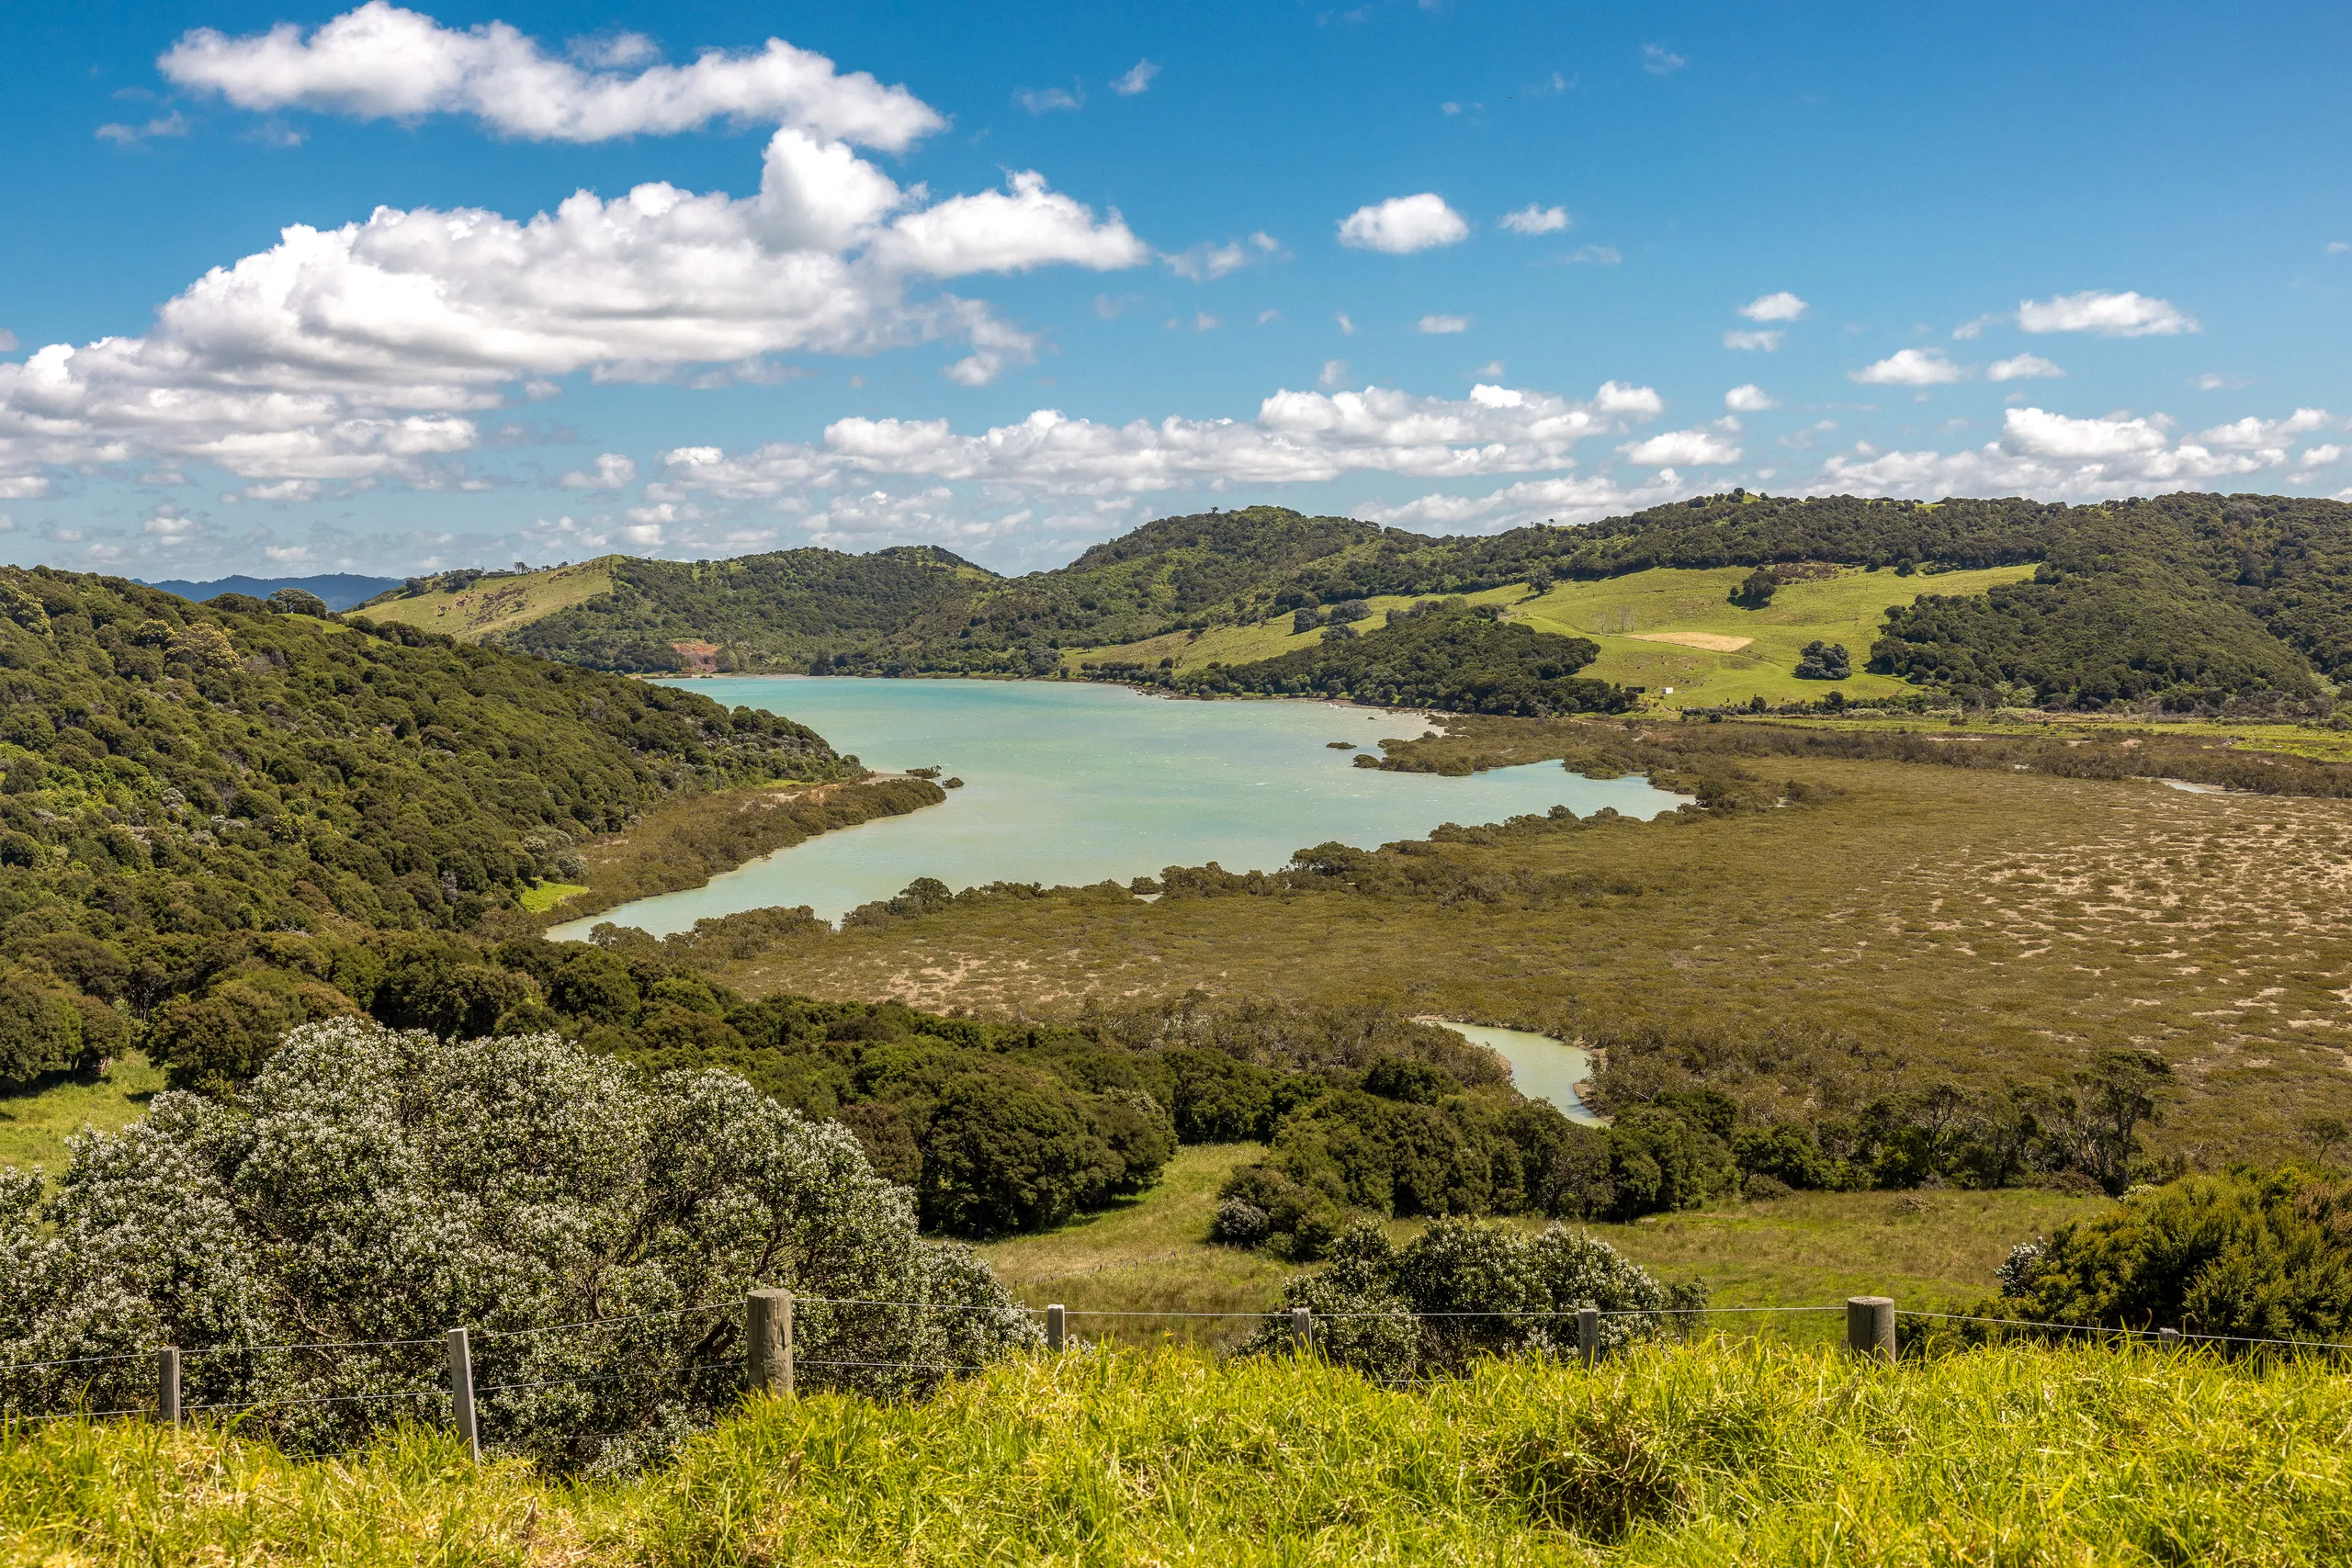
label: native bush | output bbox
[1215,1084,1613,1258]
[0,1018,1034,1470]
[1984,1168,2352,1343]
[1245,1218,1705,1381]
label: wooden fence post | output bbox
[1577,1307,1600,1369]
[1291,1306,1312,1352]
[747,1289,794,1397]
[446,1327,479,1462]
[1846,1296,1895,1364]
[1046,1303,1065,1352]
[156,1346,179,1427]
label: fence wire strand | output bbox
[20,1293,2352,1432]
[0,1349,153,1372]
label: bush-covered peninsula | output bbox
[0,567,854,1087]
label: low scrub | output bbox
[13,1340,2352,1563]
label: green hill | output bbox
[356,491,2352,713]
[0,567,851,1089]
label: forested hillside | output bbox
[0,568,848,1087]
[1084,602,1634,716]
[357,491,2352,711]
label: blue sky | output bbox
[2,0,2346,578]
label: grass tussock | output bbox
[10,1341,2352,1565]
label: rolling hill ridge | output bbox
[352,491,2352,712]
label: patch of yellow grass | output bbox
[352,558,616,643]
[1624,630,1755,652]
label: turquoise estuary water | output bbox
[1427,1021,1603,1125]
[558,677,1684,937]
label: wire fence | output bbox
[9,1290,2351,1457]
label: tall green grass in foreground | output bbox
[11,1339,2351,1565]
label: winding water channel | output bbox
[561,677,1687,938]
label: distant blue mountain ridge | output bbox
[138,573,401,612]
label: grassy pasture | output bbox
[1063,565,2037,710]
[1508,563,2039,709]
[1062,581,1529,674]
[15,1339,2352,1564]
[0,1052,162,1177]
[350,558,616,642]
[978,1141,2109,1351]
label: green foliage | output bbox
[595,984,1178,1237]
[1792,640,1849,680]
[1159,606,1633,716]
[1247,1219,1705,1381]
[0,565,849,1089]
[1215,1086,1615,1258]
[1729,564,1780,608]
[0,1017,1033,1466]
[1988,1168,2352,1344]
[1873,561,2318,709]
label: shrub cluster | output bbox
[1981,1168,2352,1344]
[1245,1219,1706,1381]
[1113,605,1635,716]
[0,1018,1033,1468]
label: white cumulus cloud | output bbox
[877,171,1145,276]
[560,452,638,489]
[1418,314,1470,334]
[1163,231,1279,282]
[1737,291,1807,323]
[1724,384,1776,412]
[1625,427,1740,467]
[648,378,1664,509]
[2017,290,2197,337]
[1015,85,1081,114]
[1849,349,1966,386]
[1985,354,2064,381]
[162,2,942,149]
[1723,330,1782,352]
[2192,408,2332,449]
[1499,204,1569,235]
[0,120,1145,489]
[1337,194,1469,254]
[1113,60,1159,96]
[1810,404,2314,503]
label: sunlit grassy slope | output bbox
[1064,566,2035,708]
[0,1052,163,1175]
[1063,583,1529,675]
[350,558,617,642]
[17,1340,2352,1565]
[1510,563,2038,708]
